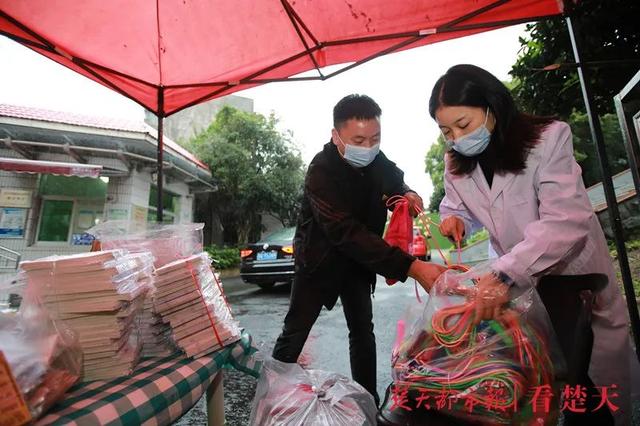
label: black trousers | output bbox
[272,275,380,405]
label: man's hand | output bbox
[404,191,424,217]
[473,272,510,324]
[408,260,447,292]
[439,215,465,243]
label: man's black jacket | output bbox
[293,142,416,309]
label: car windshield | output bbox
[259,227,296,243]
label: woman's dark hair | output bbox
[429,64,555,175]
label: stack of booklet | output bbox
[153,253,241,358]
[19,250,154,381]
[139,295,177,357]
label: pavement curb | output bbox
[219,268,240,279]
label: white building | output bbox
[0,104,214,272]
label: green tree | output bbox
[425,135,446,212]
[510,0,640,118]
[510,0,637,186]
[189,106,305,245]
[569,112,629,187]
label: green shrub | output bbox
[205,246,241,270]
[609,239,640,259]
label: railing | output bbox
[0,245,21,270]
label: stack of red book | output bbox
[153,253,240,358]
[139,295,177,357]
[19,250,153,381]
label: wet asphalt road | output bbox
[175,252,446,426]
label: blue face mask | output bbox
[446,108,492,157]
[335,132,380,168]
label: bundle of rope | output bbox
[390,203,556,424]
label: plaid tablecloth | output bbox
[36,331,262,426]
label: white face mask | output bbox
[444,108,492,157]
[334,131,380,168]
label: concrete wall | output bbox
[0,147,44,262]
[104,171,148,222]
[597,195,640,240]
[103,170,194,225]
[145,95,254,143]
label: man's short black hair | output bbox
[333,94,382,129]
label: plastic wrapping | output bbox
[249,357,377,426]
[18,250,154,315]
[391,262,564,425]
[0,282,82,420]
[88,221,204,268]
[139,292,179,358]
[153,252,240,358]
[17,250,155,381]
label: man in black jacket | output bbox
[272,94,446,405]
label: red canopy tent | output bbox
[0,0,564,220]
[1,0,639,362]
[0,1,563,115]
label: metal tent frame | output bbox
[0,1,562,223]
[2,0,638,359]
[564,2,640,362]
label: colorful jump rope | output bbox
[390,199,556,424]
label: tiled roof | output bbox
[0,104,145,132]
[0,104,209,171]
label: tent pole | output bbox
[566,15,640,362]
[157,88,165,223]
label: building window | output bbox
[36,175,107,244]
[39,175,107,198]
[37,199,74,242]
[148,185,180,223]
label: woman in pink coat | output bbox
[430,64,633,425]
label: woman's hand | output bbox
[473,272,510,323]
[439,216,465,243]
[408,260,447,292]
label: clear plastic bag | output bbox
[88,221,204,268]
[17,250,155,382]
[391,262,564,425]
[152,252,241,357]
[249,357,377,426]
[139,285,178,358]
[17,250,154,314]
[0,281,82,420]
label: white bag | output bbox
[249,357,377,426]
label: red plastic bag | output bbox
[383,196,413,285]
